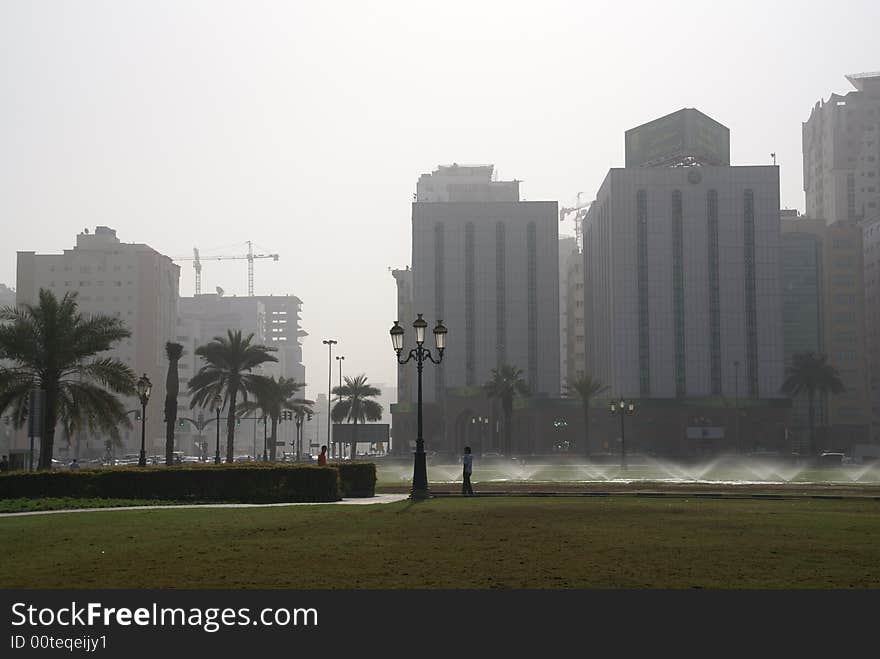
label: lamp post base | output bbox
[138,450,146,467]
[409,488,432,501]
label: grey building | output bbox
[411,195,560,402]
[583,163,784,401]
[780,211,826,449]
[580,110,790,455]
[392,164,560,456]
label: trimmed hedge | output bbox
[0,464,340,503]
[334,462,377,498]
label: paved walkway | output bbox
[0,493,410,518]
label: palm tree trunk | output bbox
[807,389,816,456]
[226,389,238,463]
[351,418,358,461]
[39,385,58,470]
[583,400,590,457]
[165,359,180,466]
[270,417,278,461]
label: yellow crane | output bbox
[174,241,279,296]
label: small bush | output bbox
[335,462,377,498]
[0,464,340,503]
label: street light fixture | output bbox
[212,393,222,465]
[471,415,489,456]
[136,374,152,467]
[609,398,635,471]
[323,339,337,458]
[390,314,447,500]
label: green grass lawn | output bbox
[2,496,879,589]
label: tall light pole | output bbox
[294,412,303,462]
[390,314,447,500]
[609,398,635,471]
[335,355,345,457]
[734,360,740,454]
[136,374,152,467]
[213,393,222,465]
[323,339,337,458]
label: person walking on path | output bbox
[0,455,8,472]
[462,446,474,496]
[317,445,328,466]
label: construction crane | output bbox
[174,241,279,296]
[559,191,592,252]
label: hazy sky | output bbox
[2,0,878,399]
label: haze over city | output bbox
[2,0,878,396]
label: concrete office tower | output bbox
[559,236,578,390]
[582,110,786,452]
[175,293,306,456]
[410,164,560,405]
[391,266,414,406]
[802,73,879,447]
[564,242,585,386]
[803,72,880,225]
[416,163,520,202]
[865,216,880,442]
[15,227,180,459]
[0,283,15,307]
[780,211,827,451]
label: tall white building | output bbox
[583,111,784,402]
[15,227,180,458]
[803,72,880,225]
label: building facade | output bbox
[564,244,585,387]
[392,164,560,456]
[15,227,180,460]
[559,236,578,390]
[802,72,879,448]
[581,111,790,456]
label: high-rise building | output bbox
[803,72,880,225]
[780,211,826,451]
[0,283,14,307]
[174,292,306,457]
[801,73,879,448]
[393,163,560,455]
[564,243,585,386]
[581,109,788,455]
[866,216,880,442]
[559,236,578,390]
[15,227,180,459]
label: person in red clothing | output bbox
[317,445,328,466]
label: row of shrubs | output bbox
[0,462,377,503]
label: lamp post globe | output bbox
[391,315,447,500]
[213,393,222,465]
[136,374,152,467]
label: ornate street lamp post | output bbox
[609,398,635,471]
[136,374,152,467]
[323,339,338,458]
[213,393,222,465]
[294,412,303,462]
[390,314,447,500]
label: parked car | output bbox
[818,452,845,466]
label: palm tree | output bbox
[331,374,383,460]
[187,330,277,463]
[164,342,184,466]
[0,289,136,469]
[483,363,530,456]
[238,375,307,461]
[565,374,608,456]
[780,352,845,455]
